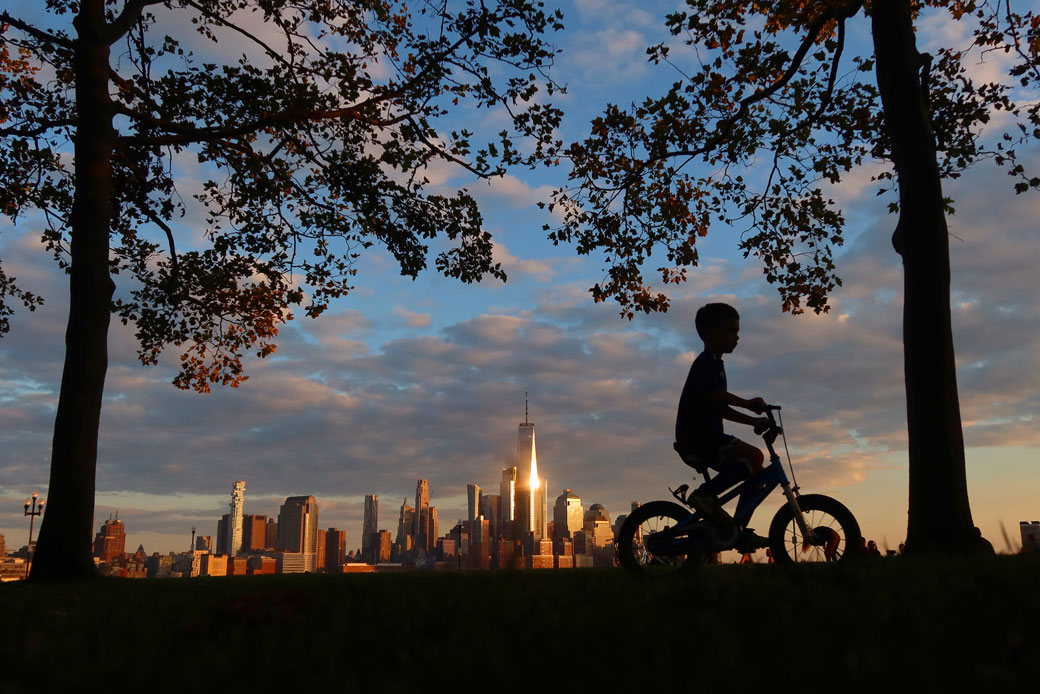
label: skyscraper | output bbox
[241,514,268,551]
[515,401,547,541]
[216,514,229,554]
[265,518,278,548]
[373,530,392,563]
[363,494,378,560]
[325,528,346,573]
[499,466,517,540]
[277,495,319,572]
[92,515,126,561]
[553,489,583,543]
[396,498,414,545]
[228,480,246,556]
[414,479,433,553]
[481,494,500,541]
[467,484,481,522]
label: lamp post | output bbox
[23,491,45,579]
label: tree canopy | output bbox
[1,0,563,390]
[0,0,563,580]
[549,0,1039,553]
[548,0,1039,318]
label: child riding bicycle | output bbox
[675,302,773,549]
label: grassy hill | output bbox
[2,554,1037,691]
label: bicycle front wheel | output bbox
[616,500,696,575]
[768,494,862,563]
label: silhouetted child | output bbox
[675,302,771,549]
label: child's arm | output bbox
[709,390,770,426]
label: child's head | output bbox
[695,303,740,353]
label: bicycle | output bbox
[616,406,862,572]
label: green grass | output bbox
[2,555,1038,691]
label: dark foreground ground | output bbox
[2,554,1038,692]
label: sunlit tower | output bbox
[277,495,319,572]
[553,489,583,544]
[515,396,547,542]
[414,479,433,553]
[396,498,414,546]
[228,480,246,556]
[92,513,126,561]
[467,484,481,522]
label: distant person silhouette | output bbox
[675,303,772,549]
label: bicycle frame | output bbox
[651,409,816,553]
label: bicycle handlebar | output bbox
[758,405,783,441]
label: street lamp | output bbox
[23,491,45,579]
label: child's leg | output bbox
[729,441,765,519]
[696,439,763,497]
[728,439,764,473]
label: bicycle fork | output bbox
[780,480,816,543]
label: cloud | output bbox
[570,27,652,84]
[491,241,557,283]
[471,174,556,210]
[391,306,433,328]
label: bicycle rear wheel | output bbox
[767,494,861,563]
[616,501,696,574]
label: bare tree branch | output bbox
[0,11,74,49]
[0,119,77,137]
[116,102,412,147]
[104,0,166,44]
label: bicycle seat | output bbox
[673,442,713,480]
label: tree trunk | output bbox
[30,1,115,581]
[871,0,985,553]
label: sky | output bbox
[1,1,1039,557]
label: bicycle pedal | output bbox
[668,484,690,506]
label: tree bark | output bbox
[30,0,115,580]
[871,0,985,553]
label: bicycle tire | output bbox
[616,500,697,575]
[768,493,862,563]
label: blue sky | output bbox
[2,1,1039,556]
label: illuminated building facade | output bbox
[553,490,583,543]
[277,495,319,572]
[396,498,414,544]
[373,530,392,563]
[228,480,246,556]
[515,405,547,541]
[413,480,437,554]
[499,467,517,540]
[467,484,481,522]
[241,514,268,551]
[92,516,126,561]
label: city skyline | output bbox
[55,401,622,559]
[2,1,1039,559]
